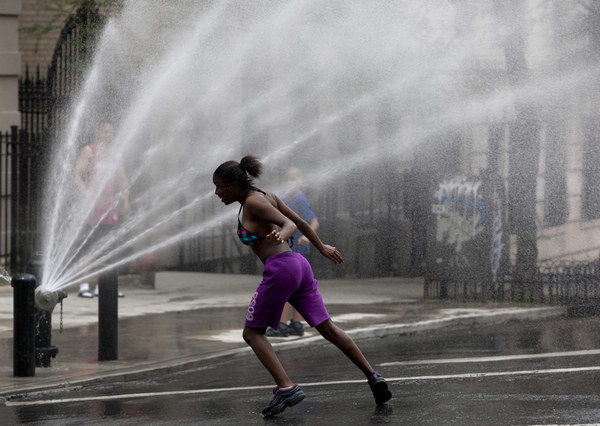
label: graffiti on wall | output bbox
[429,174,506,283]
[432,176,487,253]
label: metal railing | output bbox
[425,259,600,305]
[0,126,43,273]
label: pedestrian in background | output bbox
[74,121,129,298]
[266,167,319,337]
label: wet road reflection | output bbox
[3,316,600,424]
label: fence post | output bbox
[9,126,19,273]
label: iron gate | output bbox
[0,5,102,273]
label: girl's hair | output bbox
[213,155,263,189]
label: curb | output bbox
[272,306,568,349]
[0,306,566,402]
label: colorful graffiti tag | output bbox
[432,176,487,253]
[428,174,505,286]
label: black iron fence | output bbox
[0,126,43,273]
[177,169,407,279]
[0,128,13,269]
[0,4,103,275]
[425,259,600,306]
[537,260,600,305]
[423,171,600,306]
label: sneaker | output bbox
[368,373,392,406]
[78,283,93,298]
[262,384,305,417]
[287,320,304,336]
[265,322,289,337]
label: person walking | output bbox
[266,167,319,337]
[212,155,392,417]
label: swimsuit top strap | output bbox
[239,186,267,215]
[248,185,266,196]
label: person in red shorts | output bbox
[213,155,391,418]
[74,122,130,298]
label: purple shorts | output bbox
[245,252,330,330]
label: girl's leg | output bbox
[315,319,392,406]
[315,319,374,378]
[243,326,294,388]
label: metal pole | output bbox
[9,126,19,274]
[98,268,118,361]
[12,274,36,377]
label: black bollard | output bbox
[12,274,36,377]
[98,268,118,361]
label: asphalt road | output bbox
[3,316,600,425]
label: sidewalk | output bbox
[0,272,566,400]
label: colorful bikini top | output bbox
[237,186,267,246]
[237,186,294,248]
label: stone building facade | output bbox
[18,0,66,72]
[0,0,22,130]
[1,0,600,277]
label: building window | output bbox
[543,121,568,227]
[581,118,600,221]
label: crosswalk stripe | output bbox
[379,348,600,367]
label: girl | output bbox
[213,155,391,417]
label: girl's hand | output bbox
[320,244,344,264]
[266,229,286,245]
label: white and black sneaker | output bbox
[262,384,305,417]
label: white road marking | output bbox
[5,365,600,407]
[330,313,387,323]
[200,329,316,343]
[379,349,600,367]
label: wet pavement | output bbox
[3,316,600,425]
[0,272,567,402]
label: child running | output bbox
[212,155,392,417]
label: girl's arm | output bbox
[245,195,297,244]
[116,161,131,216]
[74,146,92,195]
[275,195,343,264]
